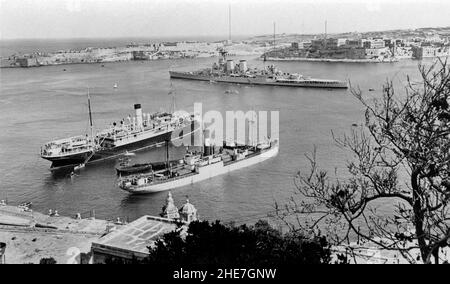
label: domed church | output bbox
[161,192,198,223]
[179,199,198,223]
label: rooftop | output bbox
[91,215,180,259]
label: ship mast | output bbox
[228,3,232,43]
[87,87,94,146]
[273,22,276,49]
[249,109,257,147]
[165,139,170,173]
[169,82,176,113]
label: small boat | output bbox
[224,89,239,95]
[116,160,181,175]
[123,151,135,157]
[369,88,375,92]
[116,163,153,175]
[74,163,85,170]
[18,202,32,209]
[113,83,118,89]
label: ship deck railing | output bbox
[152,170,198,185]
[125,169,198,188]
[41,144,94,157]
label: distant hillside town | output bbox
[262,26,450,62]
[1,26,449,68]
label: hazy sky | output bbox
[1,0,449,39]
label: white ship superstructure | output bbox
[41,98,197,170]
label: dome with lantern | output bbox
[179,198,198,223]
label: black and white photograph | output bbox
[0,0,449,271]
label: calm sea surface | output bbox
[0,39,429,224]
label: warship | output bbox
[169,49,348,89]
[40,90,198,170]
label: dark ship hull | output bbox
[116,159,181,175]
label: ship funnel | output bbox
[204,138,211,156]
[239,60,247,72]
[226,60,235,73]
[134,104,143,130]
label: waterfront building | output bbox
[336,38,347,47]
[371,38,385,49]
[384,39,393,48]
[395,39,405,47]
[324,38,339,49]
[311,39,325,50]
[362,38,385,49]
[425,33,442,43]
[365,47,390,59]
[132,50,153,60]
[412,45,438,58]
[310,38,341,50]
[412,45,450,59]
[394,46,413,59]
[362,40,372,49]
[345,39,362,48]
[302,41,312,49]
[16,57,39,67]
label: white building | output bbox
[365,47,390,59]
[91,193,199,263]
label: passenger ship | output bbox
[40,91,198,170]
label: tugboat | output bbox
[118,137,279,194]
[116,158,182,176]
[40,89,199,170]
[169,48,348,89]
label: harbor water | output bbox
[0,40,427,224]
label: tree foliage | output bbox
[39,257,57,264]
[144,220,331,266]
[277,60,450,264]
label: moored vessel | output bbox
[40,90,198,170]
[116,158,183,176]
[170,49,348,89]
[118,138,279,194]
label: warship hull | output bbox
[169,71,348,89]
